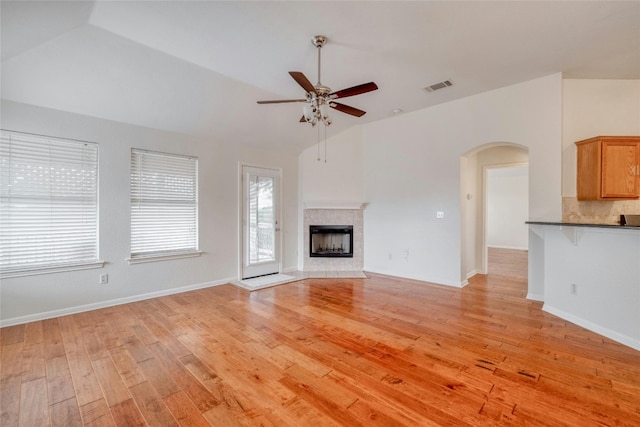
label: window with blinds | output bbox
[130,149,199,262]
[0,130,101,277]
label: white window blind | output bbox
[130,149,199,261]
[0,130,100,276]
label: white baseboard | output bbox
[543,304,640,352]
[487,245,528,251]
[282,266,298,274]
[465,269,480,280]
[0,276,235,328]
[363,268,465,288]
[526,292,545,302]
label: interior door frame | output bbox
[482,161,529,274]
[238,162,283,280]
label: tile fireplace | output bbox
[303,207,363,272]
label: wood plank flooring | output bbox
[2,251,640,425]
[488,247,528,280]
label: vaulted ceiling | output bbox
[2,1,639,153]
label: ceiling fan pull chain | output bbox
[324,125,328,163]
[317,124,321,161]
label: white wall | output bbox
[299,125,364,204]
[487,166,529,250]
[0,100,299,325]
[298,75,561,288]
[562,79,640,197]
[362,74,562,287]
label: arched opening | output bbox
[460,143,529,288]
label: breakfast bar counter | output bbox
[527,220,640,230]
[527,222,640,351]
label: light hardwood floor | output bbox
[487,247,528,281]
[1,251,639,426]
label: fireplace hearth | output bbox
[310,225,353,258]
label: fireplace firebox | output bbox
[309,225,353,258]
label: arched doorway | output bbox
[460,143,529,284]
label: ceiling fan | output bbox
[257,35,378,127]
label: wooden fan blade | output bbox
[330,82,378,99]
[257,99,306,104]
[289,71,317,94]
[330,102,366,117]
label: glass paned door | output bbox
[242,166,280,279]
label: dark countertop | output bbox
[526,221,640,230]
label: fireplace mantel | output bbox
[303,201,367,210]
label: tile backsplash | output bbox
[563,197,640,225]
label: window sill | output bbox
[1,260,105,279]
[127,251,203,265]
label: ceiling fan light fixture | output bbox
[257,35,378,126]
[302,100,332,126]
[303,104,315,123]
[319,104,331,121]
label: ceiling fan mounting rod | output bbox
[312,35,327,87]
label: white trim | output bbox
[127,251,203,265]
[239,163,283,280]
[0,276,234,328]
[543,304,640,351]
[487,245,529,251]
[238,162,243,280]
[363,267,465,288]
[465,269,480,280]
[526,292,545,302]
[1,260,105,279]
[131,148,196,160]
[304,201,367,210]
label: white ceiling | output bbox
[2,1,639,153]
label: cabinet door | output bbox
[601,141,639,198]
[576,139,601,200]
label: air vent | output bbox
[424,80,453,93]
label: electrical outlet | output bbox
[388,252,392,260]
[99,273,108,284]
[402,248,409,261]
[436,211,444,219]
[571,283,577,294]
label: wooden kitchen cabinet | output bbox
[576,136,640,200]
